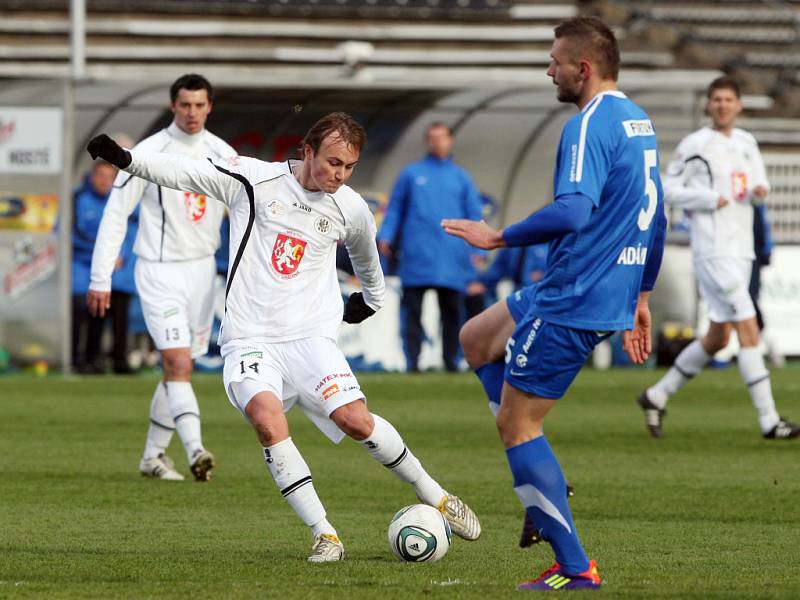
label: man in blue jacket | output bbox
[72,160,136,373]
[377,123,483,372]
[479,243,549,306]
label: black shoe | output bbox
[519,484,574,548]
[519,511,542,548]
[763,418,800,440]
[77,362,105,375]
[636,390,666,438]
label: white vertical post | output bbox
[63,0,85,372]
[71,0,86,81]
[60,80,75,374]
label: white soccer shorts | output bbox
[134,256,216,358]
[694,257,756,323]
[221,336,366,444]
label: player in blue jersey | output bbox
[443,16,667,591]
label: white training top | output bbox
[662,126,769,262]
[122,150,385,346]
[89,122,236,292]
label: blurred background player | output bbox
[636,77,799,441]
[87,73,237,481]
[377,123,483,372]
[444,16,667,590]
[87,111,480,563]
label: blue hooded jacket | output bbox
[378,154,483,291]
[479,243,549,293]
[71,175,137,295]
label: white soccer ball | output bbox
[387,504,451,562]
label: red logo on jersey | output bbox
[731,171,748,202]
[184,192,207,222]
[322,384,339,401]
[271,233,307,275]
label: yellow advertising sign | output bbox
[0,193,58,232]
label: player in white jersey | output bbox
[88,74,238,482]
[86,112,481,562]
[637,76,799,440]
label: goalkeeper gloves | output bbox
[342,292,375,324]
[87,134,132,169]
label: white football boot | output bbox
[438,494,481,540]
[139,453,184,481]
[308,533,344,563]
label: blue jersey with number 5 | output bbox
[533,91,664,330]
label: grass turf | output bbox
[1,368,798,599]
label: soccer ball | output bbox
[387,504,451,562]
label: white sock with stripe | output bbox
[360,414,446,506]
[165,381,204,462]
[648,340,710,408]
[737,346,780,433]
[264,438,335,538]
[143,382,175,460]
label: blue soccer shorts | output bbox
[506,285,537,323]
[504,313,611,399]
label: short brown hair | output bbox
[301,112,367,155]
[170,73,213,103]
[707,76,740,99]
[554,17,620,82]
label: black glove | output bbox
[87,134,132,169]
[343,292,375,324]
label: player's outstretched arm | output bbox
[444,192,593,250]
[87,134,239,206]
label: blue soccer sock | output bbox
[506,436,589,575]
[475,361,505,416]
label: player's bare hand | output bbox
[623,294,652,364]
[466,281,486,296]
[752,185,768,201]
[441,219,505,250]
[716,196,729,209]
[87,290,111,318]
[378,240,393,258]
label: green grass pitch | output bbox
[1,368,799,599]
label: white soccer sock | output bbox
[264,438,333,537]
[761,327,785,368]
[164,381,204,462]
[648,340,710,409]
[143,382,175,460]
[737,346,780,433]
[360,414,446,507]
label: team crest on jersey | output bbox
[731,171,748,202]
[315,216,331,234]
[271,233,307,276]
[184,192,207,222]
[266,200,285,217]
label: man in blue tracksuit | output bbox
[377,123,483,372]
[72,160,137,373]
[479,243,549,306]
